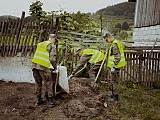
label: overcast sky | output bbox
[0,0,127,17]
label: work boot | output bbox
[111,94,119,101]
[35,95,44,106]
[107,94,118,101]
[49,97,56,108]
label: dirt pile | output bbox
[0,78,110,120]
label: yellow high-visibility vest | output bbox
[108,40,126,68]
[82,49,104,64]
[32,41,53,68]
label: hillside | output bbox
[0,15,19,20]
[96,2,136,19]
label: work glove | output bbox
[52,69,58,73]
[68,74,74,80]
[90,81,98,88]
[111,67,116,74]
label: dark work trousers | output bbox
[32,68,56,98]
[110,68,120,95]
[88,61,102,81]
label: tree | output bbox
[29,1,46,21]
[111,28,120,35]
[119,30,128,40]
[115,23,121,29]
[122,21,129,30]
[29,0,100,36]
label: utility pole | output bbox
[99,14,103,35]
[106,20,108,30]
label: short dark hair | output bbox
[75,47,82,55]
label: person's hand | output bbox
[90,81,98,88]
[111,67,116,74]
[68,74,74,80]
[52,69,58,73]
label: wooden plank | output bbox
[59,30,102,38]
[0,21,5,56]
[141,0,147,26]
[158,53,160,81]
[151,53,155,87]
[133,53,136,81]
[125,46,160,50]
[21,22,30,56]
[155,53,159,81]
[129,53,132,81]
[23,22,33,56]
[138,0,143,27]
[2,20,10,56]
[142,52,146,82]
[148,0,153,25]
[5,19,13,56]
[29,22,39,57]
[9,20,19,56]
[155,0,160,24]
[12,12,25,56]
[145,0,150,26]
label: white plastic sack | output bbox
[58,66,69,93]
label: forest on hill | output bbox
[96,2,136,19]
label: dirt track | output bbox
[0,78,115,120]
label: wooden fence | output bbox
[57,40,160,87]
[57,31,160,87]
[0,11,60,57]
[120,50,160,87]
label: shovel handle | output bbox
[94,46,109,83]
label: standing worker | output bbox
[103,31,126,101]
[32,34,58,107]
[68,48,104,87]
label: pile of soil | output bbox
[0,78,114,120]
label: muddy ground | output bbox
[0,78,117,120]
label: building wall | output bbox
[132,0,160,46]
[0,56,34,83]
[133,25,160,46]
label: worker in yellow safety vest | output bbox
[68,48,104,87]
[103,31,126,101]
[32,34,58,108]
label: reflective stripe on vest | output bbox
[82,49,104,64]
[32,41,52,68]
[108,40,126,68]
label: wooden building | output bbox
[132,0,160,46]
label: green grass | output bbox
[118,85,160,119]
[96,81,160,120]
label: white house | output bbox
[131,0,160,46]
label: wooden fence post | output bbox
[0,21,5,56]
[12,11,25,56]
[138,52,143,84]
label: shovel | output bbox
[67,63,87,80]
[92,45,109,92]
